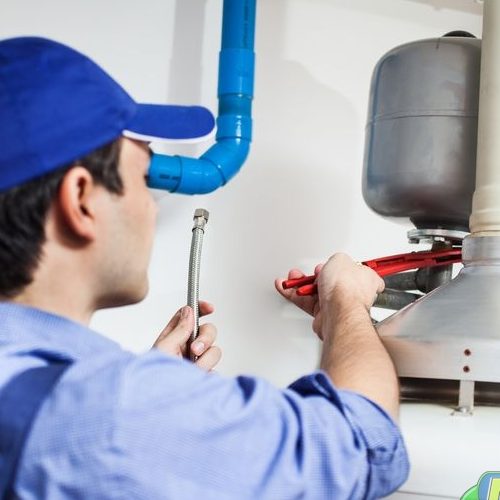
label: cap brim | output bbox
[123,103,215,143]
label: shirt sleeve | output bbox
[289,371,410,498]
[113,351,409,500]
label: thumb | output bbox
[377,275,386,294]
[155,306,194,355]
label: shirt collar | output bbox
[0,302,122,361]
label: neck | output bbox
[10,242,97,326]
[12,285,94,326]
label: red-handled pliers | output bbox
[282,248,462,296]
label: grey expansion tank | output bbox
[363,32,481,231]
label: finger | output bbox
[363,266,385,294]
[155,308,182,343]
[155,306,194,352]
[314,263,324,275]
[288,268,305,280]
[195,345,222,371]
[312,316,324,340]
[275,277,305,302]
[376,275,386,294]
[274,268,305,299]
[199,300,215,318]
[190,323,217,357]
[275,277,292,297]
[275,268,307,295]
[274,277,319,316]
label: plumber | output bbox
[0,37,409,499]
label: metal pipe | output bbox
[401,377,500,407]
[147,0,256,195]
[383,272,418,291]
[374,289,422,311]
[418,241,455,292]
[416,265,453,293]
[470,0,500,234]
[186,209,209,361]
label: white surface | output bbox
[1,1,489,498]
[390,402,500,499]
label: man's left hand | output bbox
[153,302,221,371]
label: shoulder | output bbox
[19,349,275,498]
[17,349,212,498]
[34,348,209,437]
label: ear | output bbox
[57,166,101,241]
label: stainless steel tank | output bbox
[363,33,481,231]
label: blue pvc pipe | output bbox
[147,0,256,194]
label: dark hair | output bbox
[0,139,123,298]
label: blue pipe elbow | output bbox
[148,139,250,195]
[147,0,256,195]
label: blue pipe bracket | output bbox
[148,0,256,195]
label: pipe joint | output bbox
[218,49,255,96]
[216,114,252,141]
[201,138,250,184]
[148,154,182,192]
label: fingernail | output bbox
[192,341,205,354]
[181,306,189,319]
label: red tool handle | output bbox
[280,275,316,289]
[282,248,462,296]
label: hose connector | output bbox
[193,209,209,231]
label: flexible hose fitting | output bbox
[187,208,209,361]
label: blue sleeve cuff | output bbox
[289,371,410,498]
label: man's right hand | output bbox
[275,266,322,334]
[276,253,399,421]
[317,253,385,311]
[275,253,384,339]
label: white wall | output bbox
[1,0,482,387]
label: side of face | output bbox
[96,138,158,309]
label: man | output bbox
[0,37,409,499]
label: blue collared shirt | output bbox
[0,303,409,499]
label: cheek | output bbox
[146,193,158,225]
[129,185,156,216]
[120,178,157,239]
[139,192,158,239]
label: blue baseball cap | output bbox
[0,37,216,191]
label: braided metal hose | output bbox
[187,209,209,361]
